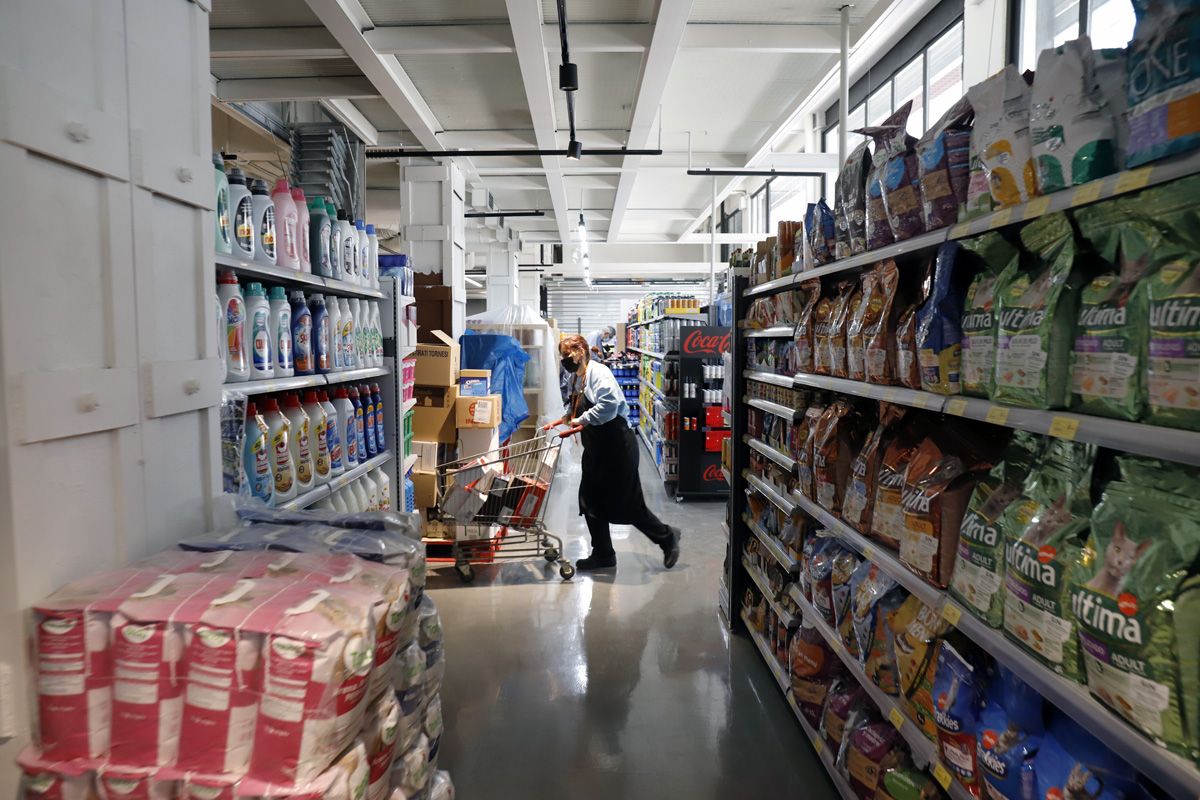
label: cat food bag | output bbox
[917,241,965,395]
[1031,36,1118,192]
[847,270,880,382]
[933,642,985,794]
[831,547,862,659]
[799,531,832,602]
[838,141,873,256]
[1126,0,1200,167]
[895,304,923,389]
[844,721,903,799]
[865,261,904,385]
[963,110,997,221]
[807,202,836,266]
[810,538,841,625]
[959,232,1020,398]
[844,404,907,533]
[813,292,838,376]
[888,595,948,740]
[951,431,1043,628]
[867,585,908,698]
[1095,47,1129,165]
[822,679,867,754]
[796,401,828,501]
[1030,721,1134,800]
[790,280,822,375]
[995,212,1084,409]
[1001,439,1096,681]
[862,101,926,241]
[871,425,926,550]
[917,96,974,230]
[813,400,863,513]
[849,560,900,672]
[1069,456,1200,761]
[864,158,897,250]
[790,621,840,729]
[976,666,1044,800]
[828,282,856,379]
[968,65,1040,208]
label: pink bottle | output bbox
[271,179,300,269]
[291,186,311,273]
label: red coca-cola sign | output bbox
[682,328,731,355]
[702,464,724,482]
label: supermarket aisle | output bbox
[427,442,835,799]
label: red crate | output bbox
[705,430,731,452]
[705,405,725,428]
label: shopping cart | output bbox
[432,429,576,583]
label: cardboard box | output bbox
[455,394,501,429]
[415,285,454,344]
[458,369,491,397]
[411,469,439,509]
[412,440,440,472]
[414,330,460,386]
[413,385,458,444]
[459,427,500,460]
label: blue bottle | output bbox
[310,293,331,374]
[349,386,368,464]
[372,383,386,452]
[290,291,313,375]
[360,383,377,457]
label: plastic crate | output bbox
[404,477,415,512]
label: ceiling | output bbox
[209,0,902,274]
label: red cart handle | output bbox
[559,425,583,439]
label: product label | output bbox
[318,227,331,276]
[276,310,293,371]
[283,216,297,260]
[1074,295,1137,401]
[962,332,994,389]
[178,625,256,773]
[272,426,294,494]
[226,300,245,367]
[996,332,1048,391]
[294,316,312,372]
[327,417,344,471]
[295,418,313,484]
[216,188,230,247]
[345,416,358,463]
[343,237,356,277]
[245,422,272,501]
[235,198,254,252]
[1148,295,1200,411]
[316,317,330,372]
[260,208,276,260]
[252,308,270,372]
[343,320,355,366]
[364,403,376,453]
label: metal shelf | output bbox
[741,610,789,691]
[742,325,795,338]
[640,377,667,401]
[742,557,798,628]
[629,346,670,359]
[224,366,390,397]
[743,514,799,573]
[720,466,731,485]
[402,397,418,413]
[743,369,793,388]
[627,312,701,328]
[745,396,802,421]
[403,452,418,474]
[744,471,796,517]
[745,436,796,472]
[216,252,386,299]
[281,451,394,510]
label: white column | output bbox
[518,270,541,308]
[485,243,520,311]
[400,160,467,337]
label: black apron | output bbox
[573,373,649,525]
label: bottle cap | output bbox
[372,383,381,393]
[262,397,280,412]
[325,200,337,216]
[244,282,265,297]
[318,390,331,402]
[308,197,326,212]
[347,386,359,398]
[246,400,257,417]
[334,388,349,399]
[272,179,291,194]
[213,153,226,171]
[365,224,376,234]
[217,270,239,285]
[359,385,371,397]
[227,167,246,185]
[250,179,270,195]
[268,286,288,301]
[291,187,306,203]
[303,390,321,404]
[337,210,349,221]
[290,289,306,300]
[284,393,302,408]
[355,220,365,230]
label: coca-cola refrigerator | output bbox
[675,326,731,499]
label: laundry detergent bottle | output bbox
[268,286,293,377]
[271,179,299,269]
[217,270,248,382]
[326,200,344,281]
[320,389,345,476]
[290,290,313,375]
[360,383,377,458]
[262,397,296,503]
[333,387,359,466]
[310,293,331,374]
[283,393,314,492]
[292,187,310,273]
[371,467,391,510]
[348,386,368,464]
[308,197,332,278]
[214,154,232,255]
[355,220,369,286]
[366,224,379,289]
[337,210,357,283]
[242,400,274,504]
[372,383,385,451]
[328,294,343,372]
[228,168,255,260]
[245,282,272,380]
[302,390,331,485]
[250,179,277,266]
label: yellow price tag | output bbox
[1114,167,1152,195]
[942,602,963,626]
[948,222,970,239]
[985,406,1011,425]
[933,764,953,790]
[889,707,906,730]
[1024,196,1051,220]
[1048,416,1080,440]
[911,393,928,409]
[1072,182,1103,207]
[812,737,824,754]
[863,544,875,562]
[989,208,1014,230]
[945,398,968,416]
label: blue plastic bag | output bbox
[460,332,531,442]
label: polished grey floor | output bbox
[428,439,837,798]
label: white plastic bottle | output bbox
[227,168,255,261]
[330,489,350,513]
[349,477,371,512]
[319,390,345,477]
[292,187,310,273]
[250,179,277,267]
[218,271,249,382]
[244,282,272,380]
[302,390,331,485]
[360,471,379,511]
[241,401,273,504]
[366,224,379,290]
[215,293,227,381]
[333,387,359,467]
[371,302,383,366]
[349,299,362,366]
[328,200,344,281]
[283,393,314,493]
[371,467,391,510]
[271,179,299,270]
[355,220,369,286]
[268,286,293,378]
[337,210,356,283]
[328,295,343,372]
[262,397,296,503]
[340,298,356,368]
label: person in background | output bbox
[586,325,617,357]
[545,334,681,571]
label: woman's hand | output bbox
[541,417,566,431]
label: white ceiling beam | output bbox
[210,27,343,59]
[505,0,571,243]
[681,24,839,53]
[319,98,379,145]
[365,24,515,55]
[215,76,378,101]
[554,23,651,53]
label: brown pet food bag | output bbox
[812,292,837,375]
[895,303,922,389]
[828,281,855,379]
[847,270,880,382]
[795,402,827,501]
[871,426,926,550]
[791,280,822,375]
[843,403,908,534]
[813,400,863,514]
[865,260,903,385]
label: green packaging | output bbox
[960,232,1020,398]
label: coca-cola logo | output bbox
[703,464,724,482]
[682,328,731,355]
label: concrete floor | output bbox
[427,439,836,799]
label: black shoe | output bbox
[577,553,617,571]
[663,527,681,569]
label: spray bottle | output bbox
[372,383,386,452]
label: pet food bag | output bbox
[831,547,862,659]
[846,270,879,382]
[976,666,1044,800]
[838,141,873,255]
[1001,439,1096,681]
[951,431,1043,627]
[862,101,926,242]
[18,750,99,800]
[844,721,903,799]
[865,261,904,385]
[843,404,906,533]
[790,281,822,375]
[806,202,836,266]
[870,426,926,550]
[1126,0,1200,167]
[822,680,867,754]
[917,241,965,395]
[428,771,455,800]
[813,400,863,513]
[1069,456,1200,761]
[895,304,923,390]
[812,292,838,376]
[995,213,1084,409]
[1030,37,1118,192]
[879,764,940,800]
[933,642,985,794]
[849,561,902,685]
[917,96,974,230]
[390,734,432,798]
[959,232,1020,398]
[1030,720,1134,800]
[94,767,177,800]
[968,65,1040,208]
[796,402,828,501]
[790,622,840,729]
[828,282,856,379]
[1095,47,1129,165]
[809,538,841,625]
[887,595,948,740]
[863,159,896,250]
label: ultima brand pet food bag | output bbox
[1001,439,1096,681]
[995,212,1084,409]
[887,595,948,740]
[968,65,1040,208]
[865,261,904,385]
[812,292,838,376]
[951,431,1043,628]
[895,304,923,390]
[933,642,985,794]
[917,241,965,395]
[917,96,974,231]
[870,423,927,550]
[837,141,873,256]
[1126,0,1200,167]
[846,270,880,382]
[1069,456,1200,761]
[976,665,1044,800]
[796,401,828,501]
[959,232,1020,398]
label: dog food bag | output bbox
[918,96,974,230]
[791,280,822,375]
[822,679,867,754]
[18,750,99,800]
[959,233,1021,398]
[813,400,864,514]
[1126,0,1200,167]
[879,764,940,800]
[1031,37,1118,192]
[839,141,873,255]
[871,428,926,551]
[976,666,1044,800]
[1001,439,1096,681]
[828,282,855,379]
[962,113,997,222]
[933,642,985,794]
[888,595,948,740]
[863,157,897,250]
[951,431,1043,627]
[968,65,1040,208]
[790,621,840,729]
[796,401,828,501]
[895,304,923,390]
[806,202,835,266]
[917,241,966,395]
[810,538,841,626]
[812,292,838,376]
[831,547,862,659]
[864,261,903,385]
[862,101,926,242]
[844,721,903,799]
[867,586,908,699]
[844,404,907,534]
[1069,457,1200,761]
[995,212,1084,409]
[849,560,900,671]
[847,270,880,381]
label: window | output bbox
[749,185,769,235]
[1017,0,1136,70]
[926,22,964,129]
[769,176,816,231]
[1088,0,1136,49]
[893,56,926,136]
[867,84,893,127]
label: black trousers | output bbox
[584,507,671,557]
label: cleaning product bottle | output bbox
[242,401,274,504]
[371,467,391,510]
[327,200,344,281]
[333,388,359,467]
[214,154,232,255]
[215,293,227,381]
[303,390,331,485]
[308,197,332,278]
[290,290,313,375]
[268,286,293,377]
[218,271,249,382]
[355,220,369,286]
[228,168,255,260]
[360,383,377,458]
[349,477,371,511]
[271,179,299,269]
[340,297,356,368]
[371,302,383,366]
[319,389,345,477]
[250,179,277,266]
[330,490,350,513]
[245,282,272,380]
[283,393,314,493]
[263,398,296,503]
[337,210,356,283]
[349,386,368,465]
[328,294,343,372]
[310,293,331,374]
[291,187,310,273]
[360,470,379,511]
[372,383,386,451]
[349,299,362,366]
[366,224,379,289]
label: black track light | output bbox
[559,63,578,92]
[566,140,583,160]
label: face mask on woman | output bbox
[561,354,580,373]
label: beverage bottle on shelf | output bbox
[271,179,299,270]
[319,389,344,476]
[308,197,332,278]
[214,154,232,255]
[371,467,391,510]
[366,224,379,289]
[302,390,331,485]
[361,383,378,458]
[328,294,343,371]
[242,400,274,504]
[228,168,254,261]
[337,210,356,283]
[310,293,331,375]
[250,179,277,267]
[217,271,249,382]
[348,385,368,464]
[355,220,369,286]
[262,398,296,503]
[244,282,272,380]
[372,384,386,451]
[291,187,310,273]
[327,200,344,281]
[282,393,314,493]
[333,387,359,467]
[268,287,291,379]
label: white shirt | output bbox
[586,329,606,351]
[568,360,629,427]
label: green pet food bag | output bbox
[960,232,1020,398]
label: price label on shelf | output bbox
[941,602,963,627]
[889,707,906,730]
[883,388,898,402]
[945,398,968,416]
[1048,416,1080,440]
[989,208,1014,230]
[1024,196,1051,220]
[1072,182,1104,207]
[933,764,953,790]
[911,393,929,409]
[812,737,824,754]
[948,222,970,239]
[1115,167,1152,195]
[985,406,1011,426]
[862,544,875,561]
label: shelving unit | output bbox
[741,557,797,628]
[744,436,795,472]
[226,367,390,397]
[743,514,798,573]
[216,252,387,300]
[280,451,394,510]
[627,312,700,328]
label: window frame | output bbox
[1009,0,1132,68]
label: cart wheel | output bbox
[559,563,575,581]
[544,547,560,562]
[456,563,475,583]
[541,536,552,547]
